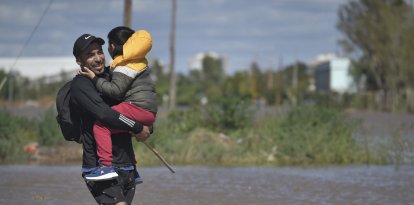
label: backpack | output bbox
[56,80,82,143]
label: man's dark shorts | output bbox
[83,168,135,205]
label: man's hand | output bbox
[133,125,151,142]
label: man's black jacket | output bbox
[70,69,142,168]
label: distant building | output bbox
[0,57,79,80]
[309,53,337,67]
[314,57,356,93]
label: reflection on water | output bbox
[0,165,413,205]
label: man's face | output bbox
[76,42,105,74]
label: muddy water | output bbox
[0,165,413,205]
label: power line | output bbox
[0,0,54,93]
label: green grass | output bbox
[134,105,388,166]
[0,104,392,166]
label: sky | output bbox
[0,0,349,77]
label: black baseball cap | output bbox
[73,34,105,57]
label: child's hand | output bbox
[78,67,96,80]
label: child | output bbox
[80,27,157,181]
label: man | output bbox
[71,33,150,205]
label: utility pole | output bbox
[8,74,13,102]
[274,71,280,109]
[124,0,132,27]
[293,61,298,89]
[275,56,282,109]
[250,64,257,104]
[291,60,298,106]
[168,0,177,111]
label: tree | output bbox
[200,55,225,103]
[222,71,251,99]
[282,62,309,106]
[337,0,414,110]
[0,69,7,99]
[152,59,170,106]
[202,55,224,82]
[249,62,260,103]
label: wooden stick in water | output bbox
[142,141,176,173]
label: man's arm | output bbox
[71,76,143,133]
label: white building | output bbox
[314,57,356,94]
[0,57,79,80]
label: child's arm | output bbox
[93,68,137,100]
[78,66,136,100]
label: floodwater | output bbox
[0,165,413,205]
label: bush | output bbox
[165,107,202,133]
[249,105,371,165]
[37,108,63,146]
[161,97,253,133]
[202,97,253,132]
[0,111,29,160]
